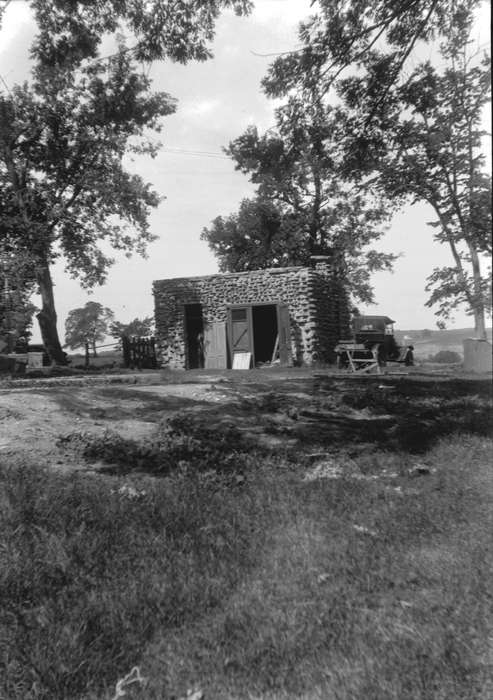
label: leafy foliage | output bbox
[262,0,482,110]
[29,0,253,68]
[257,0,491,333]
[110,316,154,339]
[202,198,302,271]
[64,301,114,355]
[430,349,462,364]
[0,244,37,351]
[0,0,252,362]
[365,17,491,332]
[203,94,396,304]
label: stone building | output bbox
[153,257,349,369]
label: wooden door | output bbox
[277,304,292,366]
[204,321,227,369]
[227,306,253,361]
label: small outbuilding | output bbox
[153,256,350,369]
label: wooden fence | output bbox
[121,336,157,369]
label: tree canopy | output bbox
[0,0,252,363]
[376,48,491,334]
[252,0,490,333]
[0,247,37,352]
[28,0,252,67]
[110,316,154,339]
[262,1,483,107]
[203,91,396,304]
[64,301,114,356]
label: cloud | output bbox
[182,98,222,118]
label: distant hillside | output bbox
[394,327,492,344]
[394,327,492,360]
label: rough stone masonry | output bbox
[153,258,350,369]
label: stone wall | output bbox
[153,262,349,369]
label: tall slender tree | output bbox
[258,0,490,332]
[378,51,491,334]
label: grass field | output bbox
[1,372,492,700]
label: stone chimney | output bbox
[309,254,331,275]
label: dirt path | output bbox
[0,380,247,469]
[0,386,165,465]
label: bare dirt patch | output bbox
[1,368,491,474]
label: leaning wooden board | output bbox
[232,352,252,369]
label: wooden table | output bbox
[335,342,381,374]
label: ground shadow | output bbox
[33,387,213,423]
[52,373,493,476]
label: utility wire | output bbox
[1,0,13,14]
[163,147,230,160]
[0,70,11,94]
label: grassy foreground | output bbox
[1,432,492,700]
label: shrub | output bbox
[430,349,462,364]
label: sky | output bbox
[0,0,491,343]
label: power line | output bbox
[1,0,13,14]
[163,147,230,160]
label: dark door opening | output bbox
[252,304,278,365]
[184,304,204,369]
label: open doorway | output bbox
[184,304,204,369]
[252,304,278,365]
[227,303,290,368]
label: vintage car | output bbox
[335,315,414,372]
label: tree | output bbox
[382,55,490,335]
[0,237,37,352]
[0,0,252,364]
[335,5,491,334]
[262,1,482,120]
[202,198,303,271]
[203,92,395,304]
[110,316,154,340]
[258,0,490,333]
[27,0,252,67]
[64,301,114,357]
[0,59,171,364]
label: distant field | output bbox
[394,327,492,360]
[67,351,122,368]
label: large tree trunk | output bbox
[469,245,486,340]
[2,144,67,363]
[35,263,67,365]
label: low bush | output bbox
[429,349,462,364]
